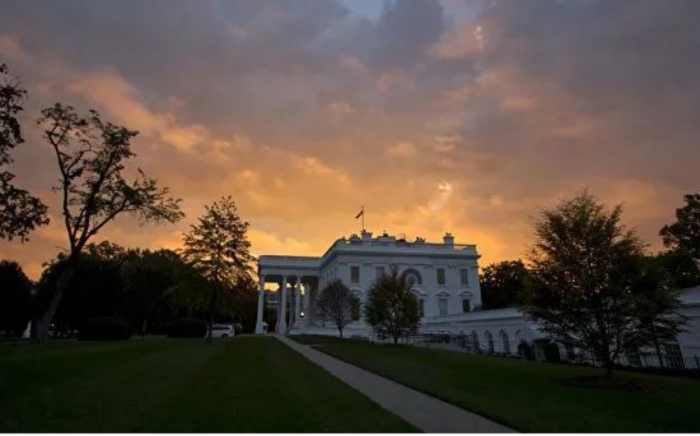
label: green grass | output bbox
[293,335,700,433]
[0,337,415,432]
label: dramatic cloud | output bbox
[1,0,698,279]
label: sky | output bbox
[1,0,699,280]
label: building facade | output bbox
[255,230,482,334]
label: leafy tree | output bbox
[364,268,420,344]
[33,104,184,341]
[0,260,32,336]
[631,255,688,368]
[650,250,700,290]
[316,279,360,338]
[521,191,645,377]
[181,196,255,341]
[0,62,48,241]
[660,193,700,264]
[480,260,531,309]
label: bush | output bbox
[78,317,132,341]
[167,318,207,338]
[535,339,562,363]
[518,341,536,360]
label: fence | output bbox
[366,330,700,376]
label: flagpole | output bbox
[362,205,365,232]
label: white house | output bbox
[253,231,700,361]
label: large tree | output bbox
[181,196,255,341]
[521,191,645,377]
[316,279,360,338]
[0,260,32,336]
[631,255,688,369]
[480,260,531,309]
[0,62,48,241]
[33,104,184,342]
[660,193,700,265]
[364,268,420,344]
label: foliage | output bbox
[181,196,255,341]
[521,190,645,376]
[0,260,32,335]
[480,260,531,309]
[0,62,49,241]
[166,318,207,338]
[535,338,561,363]
[630,254,688,368]
[316,279,360,338]
[660,193,700,264]
[364,268,420,344]
[77,316,131,341]
[33,103,184,341]
[517,341,536,361]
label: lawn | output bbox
[293,335,700,433]
[0,336,415,432]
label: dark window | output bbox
[462,299,470,313]
[460,268,469,287]
[351,266,360,284]
[437,268,446,285]
[419,299,425,317]
[376,266,385,279]
[439,297,448,315]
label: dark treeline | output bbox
[0,241,258,338]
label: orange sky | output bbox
[1,0,698,280]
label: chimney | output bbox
[443,232,454,247]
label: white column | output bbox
[279,276,288,334]
[302,282,311,327]
[289,281,296,329]
[295,281,302,328]
[255,277,266,334]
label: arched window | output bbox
[485,330,494,354]
[401,269,422,286]
[500,330,510,355]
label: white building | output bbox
[253,231,700,363]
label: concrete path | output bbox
[276,335,515,433]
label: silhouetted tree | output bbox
[182,196,254,341]
[33,104,184,342]
[631,255,688,368]
[0,260,32,336]
[660,193,700,265]
[521,191,645,377]
[0,62,48,241]
[480,260,531,309]
[364,268,420,344]
[316,279,360,338]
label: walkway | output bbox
[276,335,515,433]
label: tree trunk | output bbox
[34,261,76,343]
[339,325,343,339]
[393,334,398,345]
[651,324,665,369]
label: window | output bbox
[460,268,469,287]
[376,266,385,279]
[418,299,425,317]
[351,266,360,284]
[462,299,470,313]
[437,268,446,285]
[438,297,448,316]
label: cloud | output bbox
[1,0,699,281]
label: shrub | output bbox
[518,341,536,360]
[78,317,132,341]
[535,338,562,363]
[167,318,207,338]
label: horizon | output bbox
[1,0,698,280]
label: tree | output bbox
[480,260,531,309]
[0,62,48,241]
[316,279,360,338]
[0,260,32,336]
[364,268,421,344]
[33,104,184,342]
[631,255,688,369]
[181,196,255,342]
[521,191,645,377]
[660,193,700,264]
